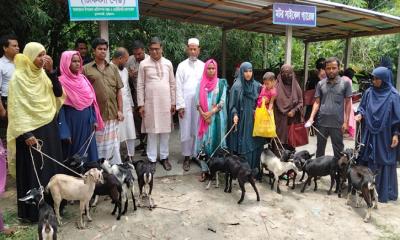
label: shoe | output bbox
[183,156,190,171]
[135,143,145,151]
[141,151,147,157]
[160,158,172,171]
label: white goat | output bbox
[46,168,103,228]
[260,148,298,194]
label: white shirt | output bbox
[0,55,15,97]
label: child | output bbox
[256,72,277,113]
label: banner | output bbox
[273,3,316,27]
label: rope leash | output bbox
[73,130,96,157]
[31,141,84,178]
[208,124,236,159]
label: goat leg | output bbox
[224,172,229,192]
[291,172,297,190]
[276,178,281,194]
[249,178,260,201]
[86,201,92,222]
[314,177,318,191]
[270,176,275,191]
[327,173,335,195]
[116,199,122,220]
[228,174,233,193]
[215,172,219,188]
[373,188,378,209]
[131,188,137,211]
[79,201,85,229]
[299,171,306,182]
[237,180,246,204]
[346,189,352,205]
[301,176,311,193]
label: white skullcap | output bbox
[188,38,200,46]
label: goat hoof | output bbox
[327,191,332,195]
[277,190,281,194]
[300,190,305,193]
[116,216,121,221]
[291,186,295,190]
[363,217,370,223]
[338,194,342,198]
[374,204,378,209]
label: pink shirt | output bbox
[256,86,277,108]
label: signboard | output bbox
[68,0,139,21]
[273,3,316,27]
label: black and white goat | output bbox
[260,145,298,193]
[337,148,378,222]
[132,159,156,209]
[19,187,57,240]
[100,159,137,213]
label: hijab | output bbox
[275,64,302,113]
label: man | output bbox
[137,37,176,171]
[175,38,204,171]
[0,34,19,117]
[84,38,124,164]
[306,57,352,160]
[111,47,136,159]
[125,40,149,152]
[75,38,92,65]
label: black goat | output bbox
[300,155,340,195]
[19,187,57,240]
[224,154,260,204]
[92,171,123,220]
[292,150,315,182]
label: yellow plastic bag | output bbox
[253,98,277,138]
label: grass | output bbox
[0,209,36,240]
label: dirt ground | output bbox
[1,131,400,240]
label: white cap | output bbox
[188,38,199,46]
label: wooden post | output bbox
[99,21,110,61]
[222,28,227,78]
[303,41,310,91]
[285,26,293,65]
[343,38,352,69]
[397,46,400,91]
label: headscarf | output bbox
[59,51,104,130]
[363,67,398,134]
[238,62,257,101]
[198,59,218,138]
[6,42,63,177]
[275,64,302,113]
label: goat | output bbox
[292,150,315,182]
[19,187,57,240]
[337,148,378,222]
[300,155,340,195]
[260,147,298,193]
[101,159,137,213]
[224,154,260,204]
[132,159,156,209]
[202,148,229,190]
[92,171,123,220]
[46,168,103,228]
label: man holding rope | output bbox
[306,57,352,161]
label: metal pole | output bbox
[303,41,310,91]
[285,26,293,65]
[344,38,352,69]
[397,46,400,91]
[99,20,110,61]
[222,29,227,78]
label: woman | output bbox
[7,42,64,222]
[58,51,103,163]
[194,59,227,181]
[356,66,400,203]
[274,64,303,149]
[227,62,264,169]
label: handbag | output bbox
[303,89,316,106]
[288,113,308,147]
[253,98,277,138]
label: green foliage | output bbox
[0,210,36,240]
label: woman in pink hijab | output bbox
[342,68,356,139]
[58,51,103,163]
[194,59,228,181]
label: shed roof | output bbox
[139,0,400,42]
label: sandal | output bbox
[183,157,190,171]
[160,158,172,171]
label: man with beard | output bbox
[84,38,124,164]
[126,40,149,153]
[112,48,137,159]
[175,38,204,171]
[306,57,352,160]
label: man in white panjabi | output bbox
[137,37,176,171]
[176,38,204,171]
[111,47,136,159]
